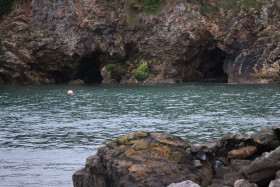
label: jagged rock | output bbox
[269,179,280,187]
[275,170,280,179]
[167,180,201,187]
[191,134,255,158]
[73,127,280,187]
[244,146,280,186]
[252,126,280,151]
[227,146,257,159]
[73,132,213,187]
[234,179,258,187]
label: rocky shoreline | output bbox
[73,126,280,187]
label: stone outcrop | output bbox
[73,126,280,187]
[73,132,213,187]
[0,0,280,85]
[168,180,202,187]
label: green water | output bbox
[0,83,279,186]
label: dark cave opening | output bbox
[76,52,103,84]
[181,47,228,82]
[198,47,227,82]
[50,68,73,83]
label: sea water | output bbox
[0,83,279,186]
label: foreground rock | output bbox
[73,132,213,187]
[73,126,280,187]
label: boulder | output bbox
[167,180,201,187]
[234,179,258,187]
[227,146,257,159]
[73,132,213,187]
[244,146,280,186]
[73,127,280,187]
[252,126,280,151]
[269,179,280,187]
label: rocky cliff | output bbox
[73,126,280,187]
[0,0,279,85]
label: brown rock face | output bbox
[73,132,213,187]
[227,146,257,159]
[0,0,279,84]
[244,146,280,186]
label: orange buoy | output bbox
[67,90,73,94]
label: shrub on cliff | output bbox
[0,0,14,19]
[135,60,149,81]
[106,63,126,82]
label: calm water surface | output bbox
[0,83,280,186]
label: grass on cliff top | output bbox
[0,0,14,20]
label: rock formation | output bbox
[73,126,280,187]
[0,0,279,85]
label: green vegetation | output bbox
[88,15,95,20]
[106,63,126,82]
[0,0,14,19]
[126,0,164,12]
[97,0,164,26]
[135,60,149,81]
[199,0,265,17]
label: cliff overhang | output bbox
[0,0,279,85]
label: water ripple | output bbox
[0,83,280,186]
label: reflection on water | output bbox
[0,83,279,186]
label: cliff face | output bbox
[0,0,279,85]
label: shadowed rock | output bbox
[252,126,280,151]
[244,146,280,186]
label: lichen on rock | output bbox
[73,126,280,187]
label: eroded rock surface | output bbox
[73,126,280,187]
[0,0,280,84]
[73,132,213,187]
